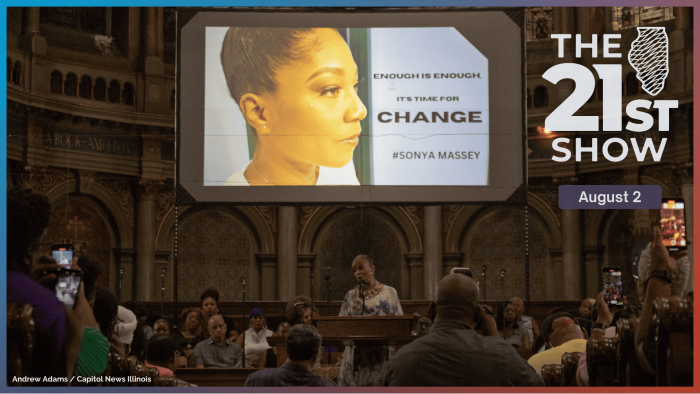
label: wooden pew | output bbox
[617,317,657,386]
[653,296,693,386]
[7,303,35,387]
[561,351,582,386]
[174,368,261,387]
[541,364,565,386]
[587,337,619,386]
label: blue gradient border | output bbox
[2,2,698,393]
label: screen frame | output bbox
[177,8,527,204]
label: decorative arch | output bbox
[44,178,133,249]
[175,205,260,302]
[459,205,552,301]
[585,175,673,248]
[309,207,411,301]
[298,206,420,255]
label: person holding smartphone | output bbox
[7,187,87,384]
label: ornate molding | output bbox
[95,176,135,228]
[254,206,278,246]
[529,177,561,225]
[642,162,691,195]
[13,165,71,194]
[401,206,423,237]
[138,179,165,201]
[155,182,175,223]
[442,204,464,246]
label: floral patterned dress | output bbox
[337,284,403,387]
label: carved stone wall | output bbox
[177,207,255,302]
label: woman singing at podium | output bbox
[338,255,403,387]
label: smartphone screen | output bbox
[602,267,622,306]
[51,244,74,267]
[55,269,82,310]
[660,198,687,252]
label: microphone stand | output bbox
[324,267,332,316]
[359,280,366,313]
[161,268,166,318]
[241,278,246,362]
[241,278,247,319]
[500,269,506,334]
[310,272,315,314]
[118,268,124,305]
[481,266,487,301]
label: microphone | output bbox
[324,266,331,281]
[161,268,166,278]
[241,277,247,286]
[500,269,506,278]
[482,265,488,275]
[359,279,365,297]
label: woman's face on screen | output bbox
[262,29,367,168]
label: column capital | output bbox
[138,179,165,201]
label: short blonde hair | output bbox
[351,254,374,271]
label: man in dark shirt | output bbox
[383,274,544,386]
[245,325,336,387]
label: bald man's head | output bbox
[436,274,480,319]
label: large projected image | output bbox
[204,27,489,186]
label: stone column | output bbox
[134,179,162,301]
[406,254,424,300]
[297,254,315,297]
[140,7,165,113]
[257,254,278,301]
[277,206,298,301]
[423,206,443,300]
[21,7,40,35]
[561,209,583,301]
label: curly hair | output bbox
[285,295,312,325]
[200,288,220,304]
[181,307,207,338]
[7,187,52,273]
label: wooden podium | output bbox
[268,316,416,366]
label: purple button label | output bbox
[559,185,662,209]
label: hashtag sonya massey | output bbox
[393,151,481,160]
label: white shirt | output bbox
[223,161,361,186]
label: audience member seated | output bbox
[527,311,587,376]
[265,322,292,368]
[383,274,544,386]
[151,319,188,368]
[116,306,147,362]
[92,287,123,357]
[511,297,540,344]
[75,257,109,378]
[145,334,178,377]
[193,314,243,368]
[237,308,274,367]
[245,325,336,387]
[411,313,432,336]
[497,301,531,350]
[173,308,206,365]
[576,290,625,386]
[635,227,690,375]
[200,288,238,341]
[134,303,154,340]
[578,298,596,320]
[300,307,320,325]
[6,187,87,382]
[286,295,313,326]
